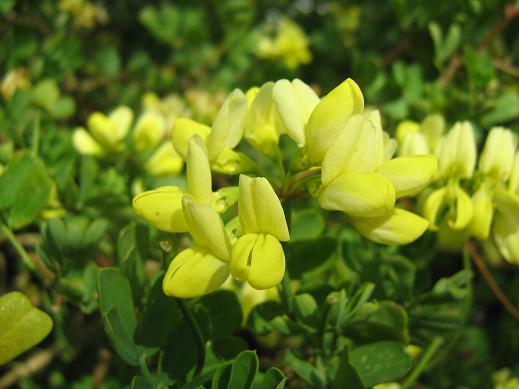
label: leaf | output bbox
[294,293,320,328]
[0,153,52,228]
[130,376,155,389]
[284,350,326,388]
[349,341,412,387]
[139,4,180,44]
[200,290,242,340]
[0,291,53,365]
[227,350,259,389]
[212,336,248,360]
[258,367,287,389]
[97,268,139,365]
[331,349,364,389]
[135,275,180,355]
[287,237,337,279]
[290,208,325,241]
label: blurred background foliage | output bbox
[1,0,519,388]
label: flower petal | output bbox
[423,187,447,230]
[447,185,474,230]
[318,172,395,217]
[163,247,230,298]
[182,196,231,261]
[436,121,476,179]
[73,127,103,156]
[305,78,364,164]
[248,234,285,290]
[133,111,165,151]
[187,136,212,204]
[321,112,383,185]
[468,187,494,240]
[172,118,211,160]
[376,155,438,197]
[109,105,134,140]
[133,186,187,232]
[208,89,247,160]
[230,233,257,281]
[494,213,519,265]
[350,208,429,245]
[145,142,183,176]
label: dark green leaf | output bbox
[200,290,242,340]
[227,350,259,389]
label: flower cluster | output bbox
[398,116,519,264]
[133,78,436,298]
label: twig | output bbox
[466,241,519,322]
[438,3,519,85]
[92,349,111,389]
[0,344,60,389]
[1,223,35,271]
[381,32,413,68]
[493,58,519,77]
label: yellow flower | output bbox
[396,114,445,157]
[163,196,231,298]
[318,111,437,218]
[133,136,215,232]
[144,142,184,177]
[172,118,211,160]
[73,106,133,155]
[468,185,494,240]
[133,111,166,151]
[272,79,319,146]
[230,175,290,289]
[478,127,517,183]
[435,121,476,180]
[256,18,312,69]
[305,78,364,164]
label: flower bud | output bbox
[171,118,211,160]
[479,127,517,182]
[436,121,476,179]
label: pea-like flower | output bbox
[133,136,216,232]
[230,175,290,289]
[316,110,436,244]
[162,196,232,298]
[73,105,133,156]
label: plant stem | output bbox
[176,298,205,378]
[1,223,36,270]
[466,241,519,322]
[138,353,155,384]
[401,337,443,388]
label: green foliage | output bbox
[1,1,519,388]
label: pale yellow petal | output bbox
[436,121,476,179]
[186,136,212,204]
[163,247,230,298]
[305,78,364,163]
[318,172,395,217]
[376,155,438,197]
[423,187,447,230]
[350,208,429,245]
[133,186,187,232]
[145,142,183,176]
[248,233,285,290]
[250,177,290,241]
[171,118,211,160]
[238,175,259,234]
[321,113,382,185]
[133,111,165,151]
[494,213,519,265]
[182,196,231,261]
[73,127,103,156]
[88,112,118,148]
[109,105,133,140]
[245,82,279,155]
[208,89,247,160]
[210,148,255,175]
[478,127,517,181]
[468,187,494,240]
[272,79,307,145]
[230,233,257,281]
[447,185,474,230]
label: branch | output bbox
[466,241,519,322]
[438,3,519,85]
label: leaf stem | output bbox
[1,222,36,270]
[466,241,519,322]
[138,353,155,384]
[401,337,443,388]
[176,298,205,378]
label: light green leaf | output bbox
[0,291,53,365]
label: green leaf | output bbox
[344,301,409,344]
[130,375,155,389]
[247,301,284,335]
[139,4,180,44]
[97,268,139,365]
[287,238,336,279]
[258,367,286,389]
[211,363,232,389]
[0,153,52,228]
[290,208,325,241]
[331,349,364,389]
[294,293,320,328]
[200,290,242,340]
[212,336,248,360]
[0,0,15,14]
[284,350,326,389]
[0,291,53,365]
[349,341,412,387]
[136,275,180,355]
[227,350,259,389]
